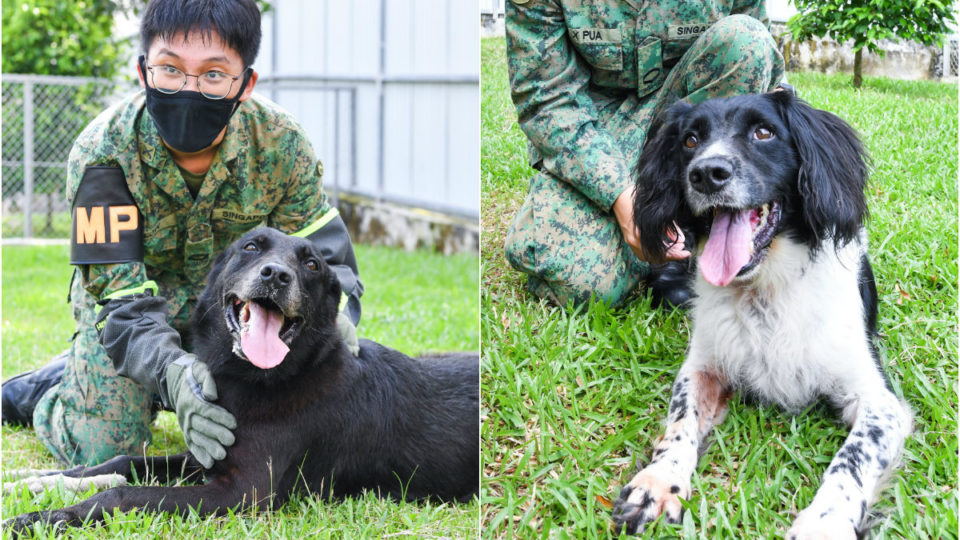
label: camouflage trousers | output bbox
[33,272,187,466]
[505,15,785,307]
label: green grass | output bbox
[1,242,479,538]
[1,211,72,240]
[481,37,958,539]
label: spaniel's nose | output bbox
[689,157,734,194]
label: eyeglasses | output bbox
[144,61,249,100]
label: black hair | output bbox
[769,91,870,249]
[632,100,697,263]
[140,0,262,68]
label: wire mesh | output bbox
[2,76,132,238]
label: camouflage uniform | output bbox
[35,91,363,465]
[504,0,785,306]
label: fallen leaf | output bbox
[595,494,613,509]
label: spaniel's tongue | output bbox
[700,209,753,287]
[240,303,289,369]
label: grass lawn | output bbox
[1,210,72,240]
[481,36,958,539]
[1,242,480,538]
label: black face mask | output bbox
[139,55,252,153]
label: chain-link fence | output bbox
[2,74,134,239]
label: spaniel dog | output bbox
[612,91,911,539]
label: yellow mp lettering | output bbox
[109,205,138,243]
[76,207,105,244]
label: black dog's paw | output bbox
[611,468,689,534]
[5,510,74,538]
[4,512,41,539]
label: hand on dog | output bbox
[614,188,690,263]
[166,355,237,468]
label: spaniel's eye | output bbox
[242,242,258,252]
[305,259,319,271]
[754,127,774,140]
[684,134,699,149]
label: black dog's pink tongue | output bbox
[240,302,289,369]
[700,209,752,287]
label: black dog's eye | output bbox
[304,259,319,271]
[753,127,774,140]
[242,242,258,252]
[684,134,699,149]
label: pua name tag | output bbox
[570,27,622,44]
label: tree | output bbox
[2,0,271,78]
[2,0,131,78]
[787,0,957,87]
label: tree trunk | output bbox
[853,48,863,88]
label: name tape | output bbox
[668,24,710,39]
[569,27,622,44]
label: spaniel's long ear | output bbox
[771,92,870,247]
[633,100,694,263]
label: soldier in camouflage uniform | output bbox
[504,0,786,307]
[1,0,363,467]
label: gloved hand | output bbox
[336,311,360,356]
[99,293,237,468]
[165,355,237,469]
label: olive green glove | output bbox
[336,311,360,356]
[99,294,237,469]
[165,355,237,468]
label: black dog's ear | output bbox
[633,100,695,263]
[209,249,232,278]
[327,271,341,299]
[772,92,870,247]
[198,246,235,300]
[325,268,343,317]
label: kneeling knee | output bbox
[712,14,772,42]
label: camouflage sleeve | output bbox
[66,127,150,302]
[266,130,363,325]
[506,0,632,210]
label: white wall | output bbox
[260,0,479,219]
[766,0,797,23]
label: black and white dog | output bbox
[611,91,911,538]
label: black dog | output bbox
[611,92,910,537]
[8,227,478,535]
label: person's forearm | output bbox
[507,0,632,209]
[98,294,187,407]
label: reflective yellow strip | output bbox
[291,208,340,239]
[338,292,349,313]
[103,280,159,301]
[95,280,159,317]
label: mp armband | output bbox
[70,166,144,264]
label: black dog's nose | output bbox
[689,157,734,194]
[259,263,292,287]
